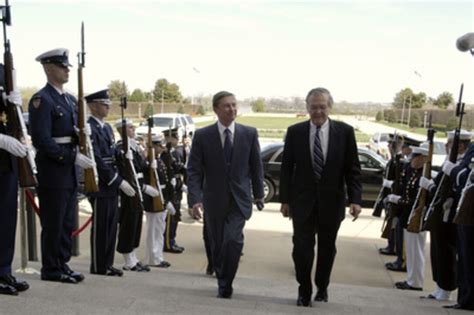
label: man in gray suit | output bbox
[187,91,264,299]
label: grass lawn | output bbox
[377,121,428,136]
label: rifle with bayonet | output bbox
[77,22,98,193]
[407,114,435,233]
[1,0,37,187]
[118,97,143,211]
[147,116,164,212]
[423,84,465,230]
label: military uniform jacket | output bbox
[160,148,183,203]
[398,163,423,227]
[0,100,13,173]
[28,84,78,188]
[88,117,122,197]
[143,157,170,212]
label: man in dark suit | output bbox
[279,87,362,307]
[187,91,264,299]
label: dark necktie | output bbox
[223,128,233,167]
[313,126,324,180]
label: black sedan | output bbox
[261,142,386,207]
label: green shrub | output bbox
[375,111,383,121]
[409,112,421,128]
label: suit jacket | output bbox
[187,122,264,220]
[279,119,362,224]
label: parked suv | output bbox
[368,132,390,159]
[135,113,195,140]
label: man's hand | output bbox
[75,152,96,169]
[280,203,290,218]
[189,203,203,220]
[254,198,264,211]
[0,134,27,157]
[349,203,362,221]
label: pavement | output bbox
[1,200,470,314]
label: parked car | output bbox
[368,132,391,159]
[261,143,386,207]
[420,140,446,171]
[135,113,195,140]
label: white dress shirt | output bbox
[217,120,235,147]
[309,119,330,163]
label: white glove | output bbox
[119,180,136,197]
[166,202,176,215]
[170,177,177,187]
[0,134,27,157]
[84,122,92,136]
[3,90,22,106]
[150,159,157,169]
[143,184,160,197]
[382,179,394,189]
[419,176,435,191]
[75,152,96,169]
[125,149,133,160]
[387,194,401,204]
[181,184,188,193]
[442,161,456,176]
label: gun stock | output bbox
[147,117,164,212]
[1,1,37,187]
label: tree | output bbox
[129,88,147,102]
[392,88,426,109]
[375,111,383,121]
[108,80,129,100]
[143,103,154,118]
[409,112,421,128]
[177,104,185,114]
[386,110,397,123]
[251,98,266,112]
[446,116,458,131]
[433,92,454,109]
[196,105,206,116]
[153,78,183,103]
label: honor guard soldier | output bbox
[115,118,159,272]
[162,128,186,253]
[85,89,131,276]
[419,130,471,301]
[28,48,95,284]
[143,133,176,268]
[0,87,30,295]
[386,147,428,291]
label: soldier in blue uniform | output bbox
[86,89,134,276]
[162,128,186,254]
[28,48,95,283]
[115,119,159,271]
[0,87,30,295]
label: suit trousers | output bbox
[404,229,427,288]
[205,197,245,295]
[144,211,168,265]
[37,187,77,278]
[203,217,213,271]
[89,196,119,274]
[292,201,341,299]
[430,221,457,291]
[0,171,18,276]
[456,225,474,309]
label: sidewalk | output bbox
[1,202,466,314]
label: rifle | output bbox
[119,97,144,211]
[381,152,402,239]
[147,116,164,212]
[373,132,399,217]
[181,126,188,184]
[77,22,98,193]
[423,84,465,229]
[454,169,474,225]
[407,114,435,233]
[1,1,37,187]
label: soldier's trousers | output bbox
[0,171,18,277]
[430,221,457,291]
[457,225,474,310]
[164,200,181,249]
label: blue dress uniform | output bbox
[448,143,474,310]
[162,136,185,253]
[85,89,123,276]
[0,94,29,295]
[28,49,83,283]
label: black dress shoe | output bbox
[174,244,185,252]
[164,245,184,254]
[150,261,171,268]
[0,283,18,296]
[385,262,407,272]
[395,281,422,291]
[314,290,328,302]
[217,288,233,299]
[443,304,462,309]
[420,294,436,299]
[297,295,312,307]
[63,265,85,282]
[106,266,124,277]
[41,274,78,284]
[0,274,29,292]
[378,248,396,256]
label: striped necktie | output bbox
[313,126,324,180]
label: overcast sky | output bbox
[7,0,474,103]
